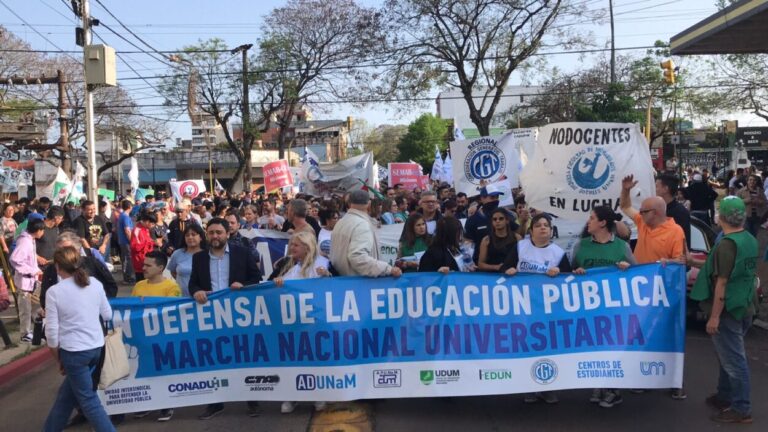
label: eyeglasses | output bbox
[639,209,655,215]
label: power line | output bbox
[92,0,176,64]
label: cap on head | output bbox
[479,184,504,198]
[693,174,703,182]
[27,212,45,222]
[349,189,370,205]
[719,195,745,219]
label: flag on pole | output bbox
[169,179,207,202]
[453,119,465,141]
[357,178,385,200]
[214,179,225,193]
[128,157,140,196]
[442,152,453,185]
[430,145,444,182]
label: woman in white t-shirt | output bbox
[267,231,331,414]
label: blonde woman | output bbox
[268,231,330,414]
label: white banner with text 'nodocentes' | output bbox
[520,123,655,222]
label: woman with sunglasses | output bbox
[477,208,519,272]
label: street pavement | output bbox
[0,324,765,431]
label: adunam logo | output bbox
[296,374,356,391]
[244,375,280,391]
[640,361,666,376]
[531,359,558,385]
[463,138,506,183]
[420,369,460,385]
[565,147,616,195]
[167,377,228,396]
[373,369,402,388]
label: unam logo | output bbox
[463,139,506,183]
[640,361,666,376]
[531,359,558,385]
[565,147,616,194]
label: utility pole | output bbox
[609,0,616,84]
[81,0,99,208]
[56,70,71,174]
[232,44,253,193]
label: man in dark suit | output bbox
[188,217,262,420]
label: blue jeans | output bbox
[712,313,752,416]
[43,347,115,432]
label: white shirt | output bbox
[282,256,330,280]
[45,276,112,351]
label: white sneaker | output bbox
[314,401,327,411]
[280,401,296,414]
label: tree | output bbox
[397,114,449,172]
[255,0,386,159]
[575,82,643,123]
[381,0,592,136]
[160,38,245,192]
[357,123,407,164]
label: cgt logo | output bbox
[373,369,402,388]
[531,359,558,385]
[640,361,666,376]
[296,374,356,391]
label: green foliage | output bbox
[396,114,449,172]
[575,83,643,123]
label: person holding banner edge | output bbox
[620,174,687,399]
[268,230,330,414]
[188,217,262,420]
[572,206,637,408]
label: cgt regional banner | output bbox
[101,263,685,414]
[520,122,655,222]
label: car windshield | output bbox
[690,224,709,253]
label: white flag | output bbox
[453,119,465,141]
[169,179,207,202]
[430,145,444,182]
[128,157,140,194]
[442,153,453,185]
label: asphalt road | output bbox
[0,324,765,432]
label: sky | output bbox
[2,0,764,144]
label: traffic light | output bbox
[660,59,676,85]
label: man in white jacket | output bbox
[331,190,402,278]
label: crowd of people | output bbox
[0,163,762,429]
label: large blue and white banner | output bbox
[101,263,685,414]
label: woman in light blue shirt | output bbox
[167,224,207,297]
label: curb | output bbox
[0,347,53,387]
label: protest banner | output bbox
[520,123,655,222]
[388,162,423,190]
[98,188,116,201]
[300,152,376,196]
[169,179,207,201]
[263,160,294,193]
[102,263,685,413]
[449,128,534,195]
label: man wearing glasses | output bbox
[418,191,442,235]
[620,174,686,266]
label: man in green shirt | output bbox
[689,196,757,424]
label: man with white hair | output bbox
[330,189,402,278]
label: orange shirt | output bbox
[632,214,685,264]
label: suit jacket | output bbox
[188,244,261,296]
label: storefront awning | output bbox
[670,0,768,55]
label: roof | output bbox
[670,0,768,55]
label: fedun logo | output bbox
[479,369,513,381]
[463,138,506,184]
[296,374,356,391]
[640,361,666,376]
[565,147,616,194]
[531,359,558,385]
[419,370,434,385]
